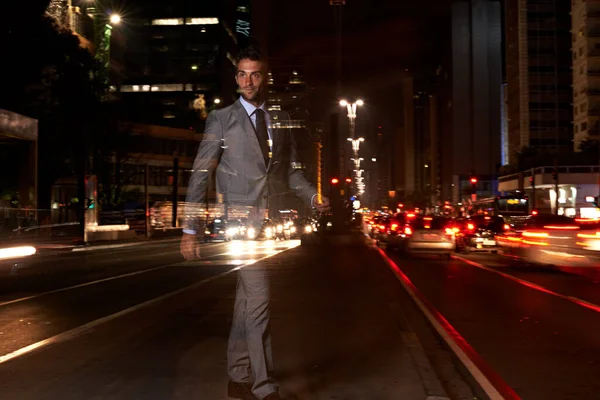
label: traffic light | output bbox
[470,177,478,185]
[345,178,352,184]
[331,177,339,185]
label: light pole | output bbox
[341,99,365,196]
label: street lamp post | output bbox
[340,99,365,196]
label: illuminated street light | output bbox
[110,14,121,24]
[356,99,364,106]
[214,98,221,104]
[371,158,377,162]
[339,99,348,107]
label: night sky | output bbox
[268,0,452,128]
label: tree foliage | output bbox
[1,13,131,210]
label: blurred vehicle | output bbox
[376,214,405,244]
[272,218,291,240]
[454,215,508,252]
[470,194,529,224]
[497,214,600,267]
[225,219,246,240]
[245,219,279,241]
[388,215,456,257]
[204,218,232,242]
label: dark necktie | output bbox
[254,109,270,165]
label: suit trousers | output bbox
[227,262,278,398]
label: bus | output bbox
[470,194,529,222]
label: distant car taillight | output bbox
[379,224,386,230]
[404,226,413,236]
[467,223,475,231]
[445,228,455,236]
[503,224,510,231]
[391,223,399,231]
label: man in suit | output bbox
[181,46,330,400]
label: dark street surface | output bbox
[3,236,600,399]
[0,239,434,399]
[386,249,600,400]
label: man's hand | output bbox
[314,196,331,213]
[180,233,201,260]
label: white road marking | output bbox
[71,238,183,252]
[453,255,600,314]
[0,243,298,365]
[0,249,230,308]
[377,249,511,400]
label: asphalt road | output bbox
[0,239,437,400]
[386,249,600,400]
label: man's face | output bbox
[235,59,267,103]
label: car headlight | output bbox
[304,225,312,233]
[247,228,256,239]
[265,227,273,237]
[277,225,283,232]
[204,230,211,235]
[290,226,296,233]
[219,230,224,234]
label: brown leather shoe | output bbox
[227,380,258,400]
[263,393,282,400]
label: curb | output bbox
[388,299,450,400]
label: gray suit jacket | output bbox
[184,99,316,231]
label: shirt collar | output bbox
[239,96,267,116]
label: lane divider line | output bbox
[71,238,184,252]
[452,255,600,314]
[0,249,232,308]
[0,244,298,365]
[377,248,521,400]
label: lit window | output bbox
[152,18,184,26]
[186,18,219,25]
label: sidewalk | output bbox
[261,243,448,399]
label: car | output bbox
[204,218,232,242]
[390,215,456,258]
[455,215,507,252]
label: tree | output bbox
[1,15,104,211]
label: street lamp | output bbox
[214,98,221,104]
[109,13,121,25]
[347,137,365,152]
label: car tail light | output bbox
[379,224,386,230]
[452,227,460,233]
[503,224,510,231]
[543,225,579,230]
[406,213,416,218]
[467,223,475,231]
[391,223,399,231]
[404,226,412,235]
[522,231,549,238]
[445,228,455,236]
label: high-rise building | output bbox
[266,57,317,215]
[504,0,573,162]
[572,0,600,150]
[117,1,239,130]
[451,0,502,201]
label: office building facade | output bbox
[572,0,600,150]
[504,0,573,162]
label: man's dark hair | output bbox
[235,45,267,66]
